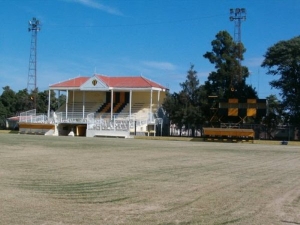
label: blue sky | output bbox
[1,0,300,99]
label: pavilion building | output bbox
[19,74,168,138]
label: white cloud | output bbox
[244,57,264,67]
[141,61,177,71]
[65,0,123,16]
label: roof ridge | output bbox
[141,75,165,88]
[50,74,167,90]
[140,76,153,87]
[49,76,89,86]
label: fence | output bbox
[18,109,160,134]
[19,109,48,123]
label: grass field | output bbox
[1,134,300,225]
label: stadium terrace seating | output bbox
[56,102,103,115]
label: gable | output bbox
[96,75,167,90]
[80,75,109,91]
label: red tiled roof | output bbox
[7,116,19,121]
[50,77,90,88]
[50,74,167,90]
[96,75,166,89]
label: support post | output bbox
[83,91,85,119]
[111,89,114,120]
[129,90,132,119]
[150,89,153,122]
[47,89,51,119]
[66,90,68,120]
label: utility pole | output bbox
[27,17,41,109]
[229,8,246,87]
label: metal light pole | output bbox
[229,8,246,86]
[27,17,41,109]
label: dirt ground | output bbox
[0,134,300,225]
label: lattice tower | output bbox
[229,8,246,87]
[27,17,41,107]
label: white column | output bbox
[129,90,132,119]
[111,89,114,120]
[150,89,153,121]
[83,91,85,119]
[47,89,51,119]
[72,90,75,119]
[158,90,160,106]
[66,90,69,120]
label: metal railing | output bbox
[19,109,48,123]
[87,113,132,131]
[19,109,157,126]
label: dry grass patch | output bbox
[1,134,300,225]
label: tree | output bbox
[179,65,206,136]
[163,65,206,137]
[0,101,7,128]
[203,31,257,100]
[0,86,17,117]
[15,89,31,114]
[262,95,283,139]
[261,36,300,125]
[0,86,62,123]
[36,90,48,113]
[162,91,186,136]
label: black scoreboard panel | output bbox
[218,98,267,117]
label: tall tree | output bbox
[15,89,31,114]
[203,30,257,99]
[0,86,16,117]
[262,95,283,139]
[179,65,205,136]
[261,36,300,124]
[163,65,206,137]
[162,91,186,136]
[0,101,7,128]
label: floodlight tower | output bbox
[27,17,41,108]
[229,8,246,85]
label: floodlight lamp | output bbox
[230,8,234,14]
[241,8,246,13]
[235,8,240,14]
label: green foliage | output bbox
[0,86,61,122]
[36,90,48,113]
[203,31,257,99]
[163,31,262,132]
[0,101,7,128]
[15,89,31,113]
[163,91,185,132]
[1,86,17,116]
[262,36,300,124]
[262,95,283,139]
[180,65,207,135]
[163,65,206,136]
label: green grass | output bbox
[1,134,300,225]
